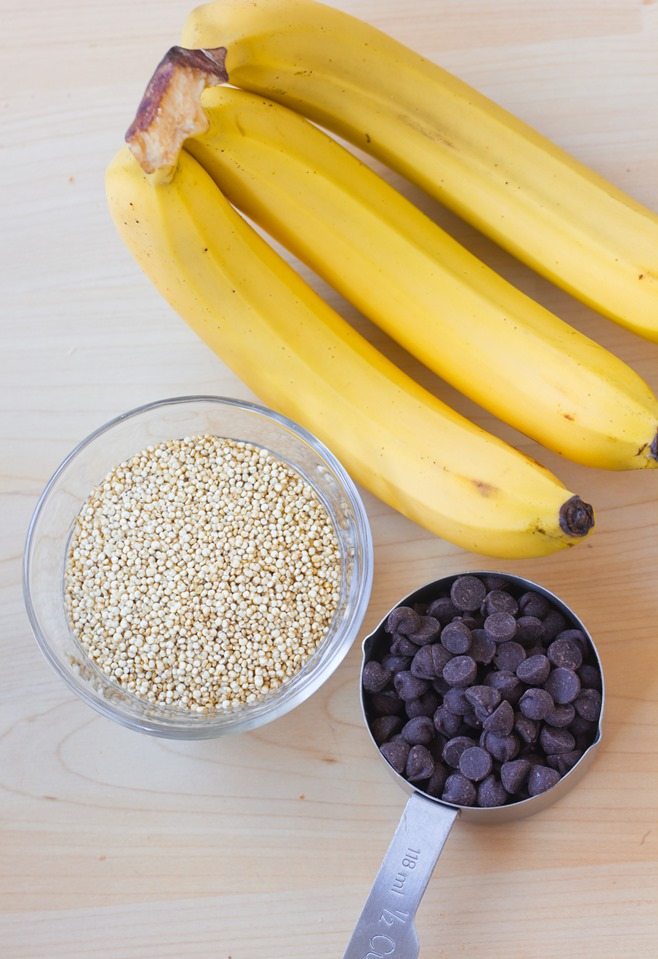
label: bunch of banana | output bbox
[183,84,658,471]
[106,50,593,558]
[181,0,658,343]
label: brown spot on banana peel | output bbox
[559,495,595,539]
[125,46,228,174]
[637,431,658,463]
[651,431,658,461]
[472,479,497,496]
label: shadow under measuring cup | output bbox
[343,572,604,959]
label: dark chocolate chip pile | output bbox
[363,574,602,807]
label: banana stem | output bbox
[559,496,594,538]
[125,46,227,174]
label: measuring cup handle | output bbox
[342,792,459,959]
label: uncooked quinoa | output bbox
[64,435,342,711]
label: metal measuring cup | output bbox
[343,572,604,959]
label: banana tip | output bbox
[559,495,594,538]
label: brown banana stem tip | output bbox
[651,430,658,461]
[125,46,228,173]
[559,495,595,538]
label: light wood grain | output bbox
[2,0,658,956]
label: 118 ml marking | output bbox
[390,846,420,897]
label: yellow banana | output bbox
[182,0,658,343]
[183,85,658,471]
[106,144,594,558]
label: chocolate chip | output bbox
[542,609,568,641]
[390,635,421,657]
[381,654,411,674]
[465,684,501,721]
[459,746,493,782]
[574,688,602,722]
[477,774,508,807]
[440,620,472,655]
[470,629,496,665]
[460,707,481,730]
[545,703,575,728]
[442,735,477,768]
[501,758,531,794]
[423,762,448,798]
[401,716,435,746]
[521,752,545,767]
[569,715,597,748]
[407,615,441,646]
[380,740,410,775]
[370,715,402,745]
[433,705,462,737]
[545,667,581,705]
[369,692,404,717]
[442,772,477,806]
[540,726,576,755]
[547,637,583,670]
[518,591,551,619]
[546,750,583,775]
[494,641,526,672]
[427,596,458,623]
[482,574,510,592]
[410,646,436,680]
[411,644,450,680]
[406,744,435,782]
[405,690,439,718]
[519,687,554,721]
[443,687,470,716]
[484,611,517,644]
[578,664,602,690]
[428,733,448,760]
[483,699,514,736]
[393,671,430,702]
[481,731,520,762]
[457,613,482,630]
[515,616,546,647]
[484,670,522,704]
[450,575,487,612]
[516,653,550,686]
[432,676,451,697]
[362,660,392,694]
[483,589,519,617]
[443,655,477,688]
[555,628,588,651]
[527,764,561,796]
[386,606,421,636]
[514,713,539,745]
[523,644,544,659]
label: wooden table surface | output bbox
[2,1,658,956]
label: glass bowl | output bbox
[24,396,373,738]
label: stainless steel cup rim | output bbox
[360,570,605,823]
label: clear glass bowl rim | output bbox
[23,394,374,738]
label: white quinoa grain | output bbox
[64,435,341,711]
